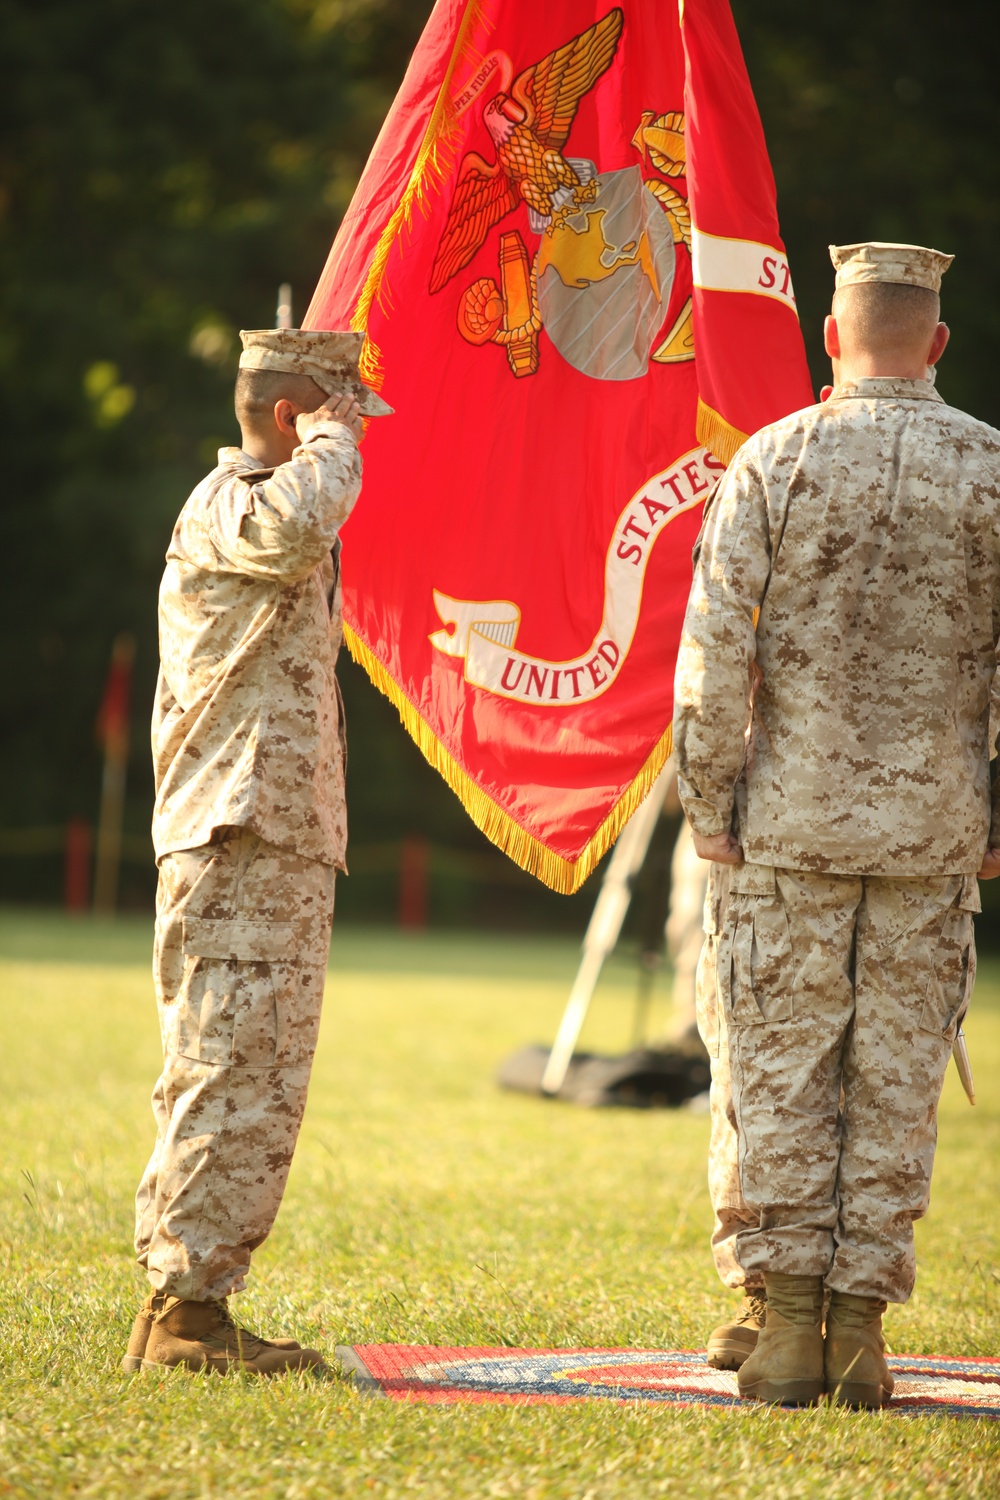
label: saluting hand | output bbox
[296,394,365,444]
[977,848,1000,881]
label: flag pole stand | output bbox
[497,771,712,1110]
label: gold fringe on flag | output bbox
[352,0,488,386]
[696,396,748,467]
[344,624,674,895]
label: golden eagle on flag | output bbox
[429,9,624,292]
[306,0,813,892]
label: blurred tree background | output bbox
[1,0,997,926]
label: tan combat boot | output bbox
[141,1297,324,1375]
[123,1292,304,1373]
[737,1272,825,1406]
[824,1290,894,1409]
[705,1290,767,1371]
[122,1291,169,1372]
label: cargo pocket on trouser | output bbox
[164,917,299,1067]
[917,874,979,1042]
[727,864,794,1026]
[153,908,186,1013]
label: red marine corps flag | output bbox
[306,0,812,892]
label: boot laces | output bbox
[212,1299,238,1331]
[741,1293,768,1326]
[747,1293,768,1323]
[209,1299,266,1353]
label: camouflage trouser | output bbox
[695,863,764,1291]
[721,864,978,1303]
[134,829,336,1301]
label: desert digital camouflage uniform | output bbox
[693,861,763,1292]
[662,808,757,1286]
[135,421,361,1300]
[670,819,761,1287]
[674,372,1000,1303]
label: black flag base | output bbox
[496,1039,710,1110]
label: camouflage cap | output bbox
[829,242,954,294]
[238,328,393,417]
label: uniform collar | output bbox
[218,445,269,468]
[829,375,943,404]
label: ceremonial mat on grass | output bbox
[336,1346,1000,1418]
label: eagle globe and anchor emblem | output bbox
[427,7,702,706]
[429,6,696,380]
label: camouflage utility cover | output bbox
[674,376,1000,874]
[152,422,361,867]
[829,241,953,292]
[239,328,392,417]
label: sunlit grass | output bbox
[1,909,998,1498]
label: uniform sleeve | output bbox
[990,644,1000,847]
[672,454,773,839]
[208,422,363,582]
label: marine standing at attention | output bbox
[123,327,391,1375]
[673,242,1000,1408]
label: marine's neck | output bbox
[238,425,296,468]
[831,352,935,383]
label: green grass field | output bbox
[1,907,998,1499]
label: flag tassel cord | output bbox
[344,624,674,895]
[696,396,748,467]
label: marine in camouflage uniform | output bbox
[126,329,390,1375]
[674,242,1000,1405]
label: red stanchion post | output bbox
[93,631,135,916]
[398,836,430,930]
[64,818,93,914]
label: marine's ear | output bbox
[927,322,950,368]
[823,315,841,361]
[273,398,299,437]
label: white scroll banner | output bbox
[691,227,798,315]
[429,444,725,704]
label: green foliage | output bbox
[1,911,999,1496]
[732,0,1000,423]
[0,0,436,903]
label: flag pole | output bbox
[541,767,672,1095]
[93,631,135,916]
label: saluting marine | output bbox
[124,327,391,1375]
[674,241,1000,1408]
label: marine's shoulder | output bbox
[734,402,828,465]
[742,394,1000,456]
[182,448,273,518]
[167,455,252,567]
[930,401,1000,449]
[197,448,274,497]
